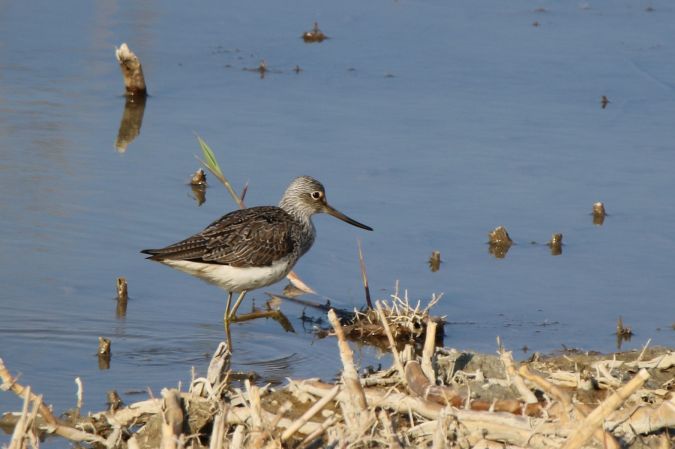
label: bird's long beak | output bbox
[323,203,373,231]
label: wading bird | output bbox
[142,176,372,323]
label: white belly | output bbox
[160,256,294,292]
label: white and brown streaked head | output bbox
[278,176,373,231]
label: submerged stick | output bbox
[302,22,328,43]
[428,250,441,272]
[116,277,128,317]
[548,233,563,256]
[593,202,606,225]
[115,43,147,97]
[98,337,111,370]
[488,226,513,258]
[106,390,123,412]
[98,337,111,356]
[488,226,512,246]
[231,309,294,333]
[190,169,207,187]
[116,277,128,300]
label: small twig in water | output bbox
[357,239,373,310]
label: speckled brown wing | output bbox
[141,206,299,268]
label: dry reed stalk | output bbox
[375,301,406,382]
[8,386,31,449]
[206,342,230,391]
[518,365,571,422]
[281,385,339,442]
[0,358,110,446]
[296,414,338,449]
[499,351,538,404]
[561,369,651,449]
[421,320,437,383]
[430,407,449,449]
[230,425,245,449]
[519,364,621,449]
[378,409,403,449]
[208,404,228,449]
[127,436,140,449]
[327,310,367,411]
[160,389,184,449]
[606,395,675,440]
[298,379,443,419]
[245,379,268,448]
[74,377,84,412]
[636,338,651,362]
[405,361,539,415]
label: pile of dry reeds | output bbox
[1,297,673,449]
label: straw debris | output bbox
[329,290,445,346]
[1,309,673,449]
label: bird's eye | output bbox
[311,191,323,200]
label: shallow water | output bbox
[1,0,674,443]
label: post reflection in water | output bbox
[115,95,147,153]
[190,184,207,206]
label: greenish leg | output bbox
[224,291,233,324]
[228,290,248,321]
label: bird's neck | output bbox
[278,201,316,255]
[279,197,311,224]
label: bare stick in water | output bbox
[115,43,147,97]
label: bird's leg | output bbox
[228,290,248,321]
[224,320,233,351]
[224,291,233,323]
